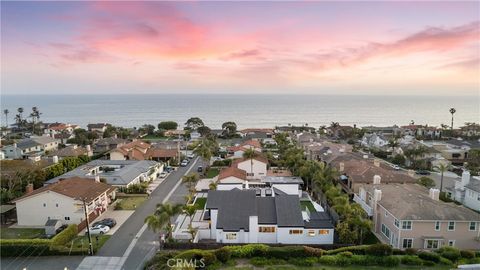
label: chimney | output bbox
[72,144,77,149]
[52,156,59,164]
[25,183,34,194]
[339,162,345,172]
[429,188,440,201]
[13,143,17,148]
[114,134,117,139]
[95,175,100,182]
[373,159,380,167]
[86,145,91,152]
[373,175,381,185]
[363,154,369,159]
[373,189,382,202]
[461,170,471,188]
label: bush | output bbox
[349,255,369,266]
[288,257,316,267]
[338,251,353,257]
[461,250,476,259]
[392,248,405,255]
[212,159,232,167]
[266,246,307,258]
[0,239,52,257]
[214,247,231,263]
[418,251,440,263]
[250,257,286,266]
[318,255,337,265]
[405,248,417,255]
[51,224,78,247]
[366,243,392,256]
[401,255,423,266]
[303,246,324,257]
[417,177,435,188]
[439,257,453,265]
[438,246,461,262]
[226,244,268,258]
[422,260,436,266]
[380,256,401,267]
[175,249,217,266]
[326,245,368,255]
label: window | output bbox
[43,203,46,207]
[426,240,439,249]
[246,173,254,177]
[469,222,477,231]
[435,221,440,231]
[289,229,303,235]
[65,217,70,221]
[394,219,399,228]
[226,233,237,240]
[448,221,455,231]
[319,230,330,235]
[385,211,388,217]
[307,230,315,237]
[258,227,275,233]
[402,238,413,248]
[56,203,59,207]
[448,240,455,247]
[381,224,391,239]
[401,221,412,230]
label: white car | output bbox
[187,153,195,159]
[391,164,400,170]
[87,224,110,235]
[180,160,189,167]
[159,172,168,178]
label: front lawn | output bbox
[0,227,44,239]
[206,168,220,178]
[70,235,111,252]
[193,197,207,210]
[114,196,147,210]
[300,200,316,212]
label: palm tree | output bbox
[449,108,456,132]
[3,109,9,128]
[243,148,258,176]
[182,173,200,197]
[209,181,217,190]
[144,203,183,240]
[330,122,340,138]
[388,139,399,155]
[312,162,338,196]
[299,160,317,192]
[194,138,216,165]
[434,163,449,193]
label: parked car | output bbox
[165,166,174,172]
[55,224,68,234]
[187,153,195,159]
[391,164,400,170]
[180,160,189,167]
[197,166,203,172]
[415,170,431,175]
[87,224,110,235]
[159,172,168,178]
[96,218,116,228]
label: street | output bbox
[2,157,203,270]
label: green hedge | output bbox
[325,245,369,255]
[226,244,269,258]
[418,251,441,263]
[51,224,78,246]
[174,249,217,266]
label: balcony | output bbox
[353,194,373,216]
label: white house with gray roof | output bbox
[200,189,334,244]
[448,170,480,212]
[2,136,59,159]
[46,160,163,187]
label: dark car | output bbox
[55,224,68,234]
[415,170,431,175]
[197,166,203,172]
[94,218,117,228]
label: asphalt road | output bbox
[2,158,203,270]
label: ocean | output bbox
[1,94,478,129]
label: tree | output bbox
[330,122,340,137]
[3,109,9,128]
[158,121,178,130]
[185,117,204,131]
[221,121,237,138]
[388,139,399,155]
[194,138,217,165]
[417,177,435,189]
[434,163,449,193]
[299,160,318,192]
[144,203,183,240]
[29,107,41,135]
[183,205,197,242]
[466,149,480,176]
[449,108,456,131]
[182,173,200,197]
[197,126,211,137]
[312,162,338,196]
[243,148,258,176]
[139,124,155,136]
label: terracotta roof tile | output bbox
[218,167,247,181]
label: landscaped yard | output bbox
[193,197,207,210]
[206,168,220,178]
[0,227,44,239]
[115,196,147,210]
[69,235,111,253]
[300,200,316,212]
[223,265,451,270]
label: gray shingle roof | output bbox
[465,179,480,193]
[16,136,58,150]
[257,197,277,224]
[262,176,304,185]
[275,195,304,227]
[207,189,256,231]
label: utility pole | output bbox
[82,198,94,255]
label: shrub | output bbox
[303,246,324,257]
[338,251,353,257]
[422,260,436,266]
[250,257,286,266]
[51,224,78,247]
[350,255,369,266]
[392,248,405,255]
[401,255,423,266]
[175,249,217,266]
[266,246,307,258]
[318,255,337,265]
[226,244,268,258]
[335,255,351,266]
[461,250,475,259]
[418,251,440,263]
[326,245,368,255]
[438,246,461,262]
[288,257,316,267]
[439,257,453,265]
[0,239,53,257]
[366,243,392,256]
[417,177,435,188]
[405,248,417,255]
[380,256,401,267]
[214,247,231,263]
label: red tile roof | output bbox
[218,167,247,181]
[13,177,115,203]
[146,148,178,158]
[232,155,269,167]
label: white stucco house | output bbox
[199,189,334,244]
[449,170,480,212]
[361,133,388,149]
[13,177,116,228]
[232,156,268,180]
[2,136,59,159]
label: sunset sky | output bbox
[1,1,479,95]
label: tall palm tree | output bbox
[299,160,317,192]
[449,108,456,132]
[434,163,449,193]
[330,122,340,138]
[193,138,216,165]
[243,148,258,176]
[183,204,197,242]
[144,203,183,240]
[3,109,9,128]
[182,173,200,197]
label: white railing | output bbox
[353,194,373,216]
